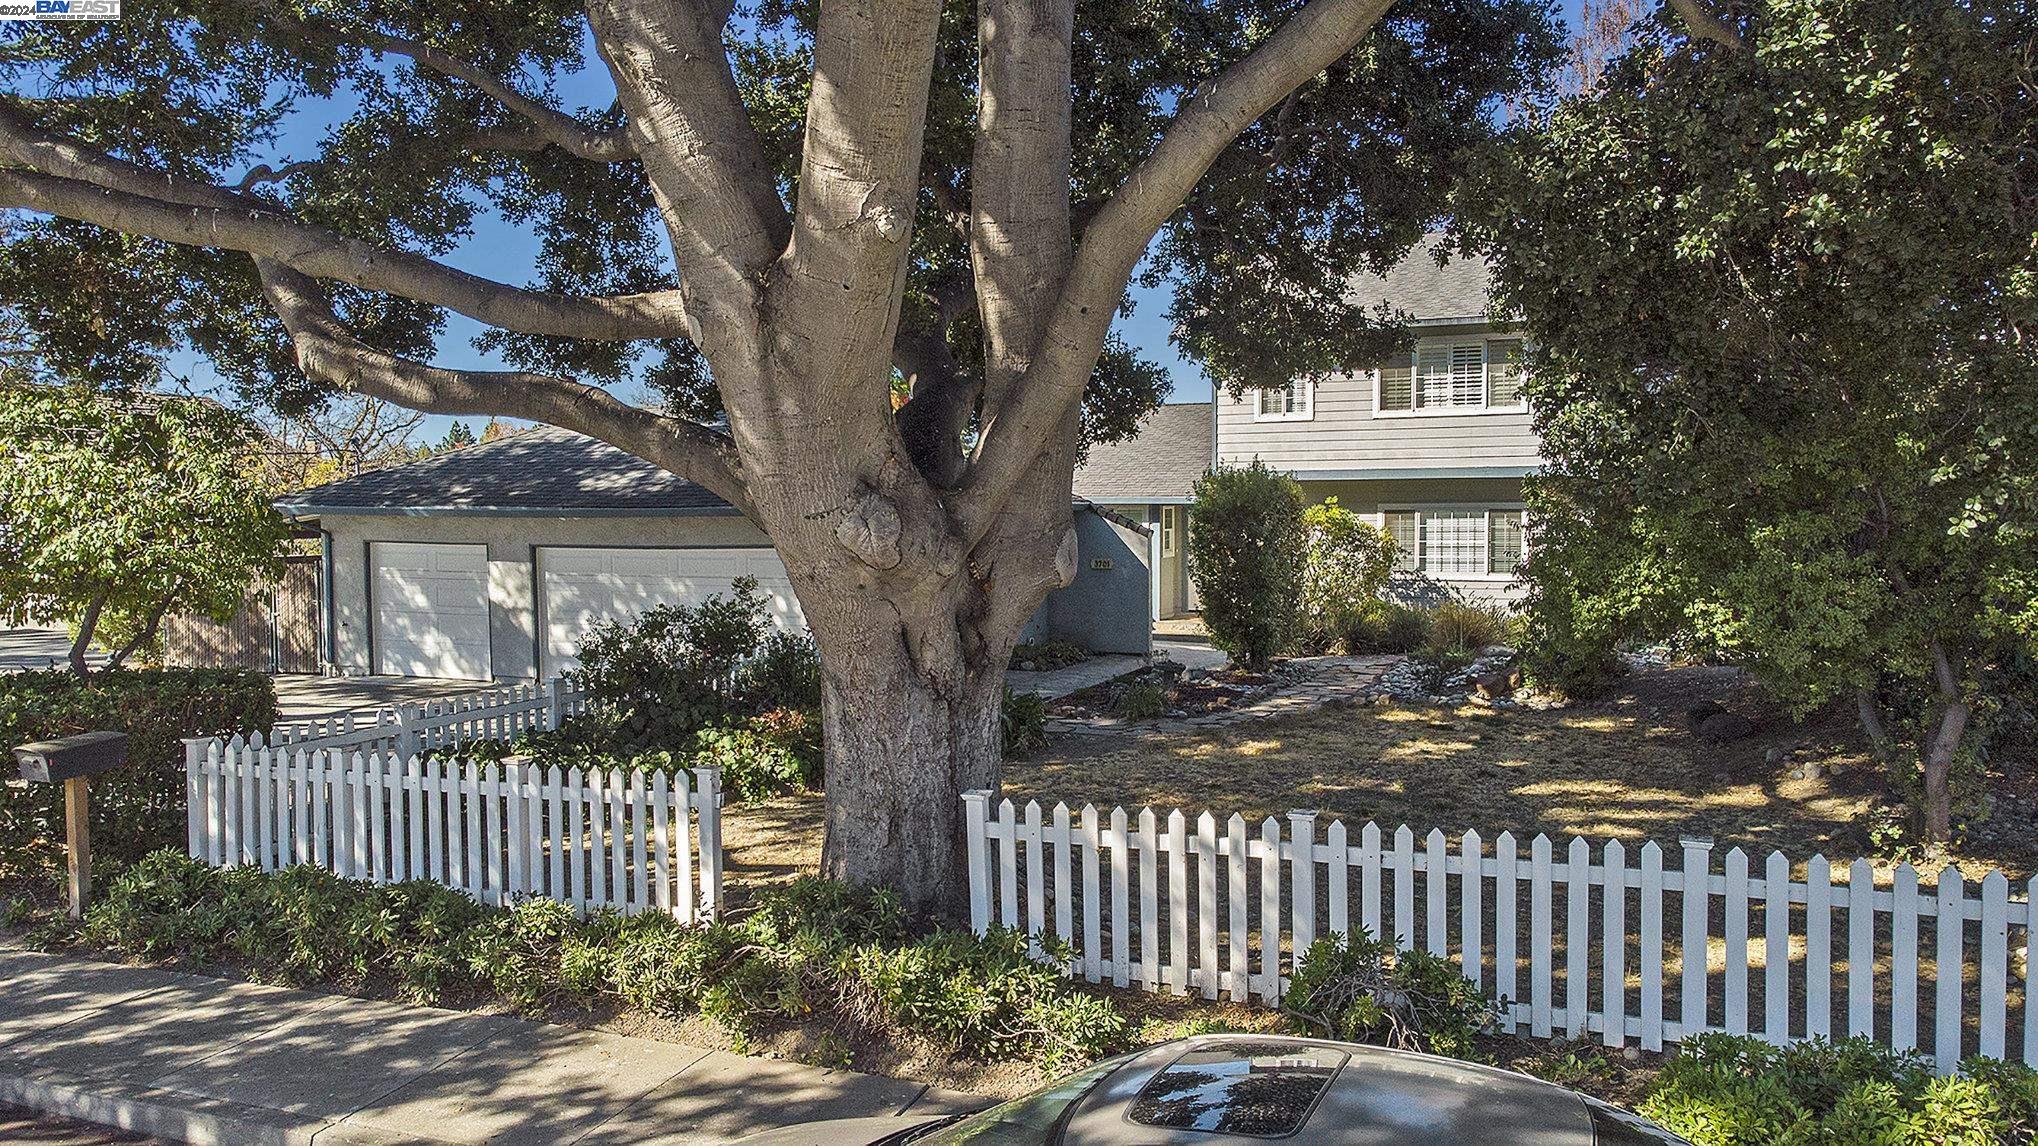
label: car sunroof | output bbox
[1126,1041,1349,1138]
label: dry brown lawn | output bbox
[1011,664,1889,865]
[724,663,2038,899]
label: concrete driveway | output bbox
[270,674,500,722]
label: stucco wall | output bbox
[319,508,1152,677]
[1044,510,1153,656]
[321,512,772,678]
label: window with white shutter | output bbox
[1415,342,1486,409]
[1254,381,1312,421]
[1381,337,1529,415]
[1384,508,1526,578]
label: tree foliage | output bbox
[0,1,1558,448]
[1461,0,2038,839]
[0,383,289,674]
[1188,461,1308,671]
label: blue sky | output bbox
[171,9,1581,442]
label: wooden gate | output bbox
[163,556,321,673]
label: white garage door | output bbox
[539,546,806,680]
[372,542,492,680]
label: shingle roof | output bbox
[1074,402,1212,503]
[276,425,736,517]
[1346,233,1494,322]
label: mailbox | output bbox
[13,730,126,920]
[14,731,128,784]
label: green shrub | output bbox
[742,631,822,712]
[691,709,822,803]
[1343,602,1432,654]
[1113,682,1167,719]
[1001,689,1047,757]
[1298,498,1398,653]
[1284,931,1499,1061]
[80,857,1130,1073]
[0,668,276,864]
[1187,461,1307,671]
[1637,1033,2038,1146]
[575,577,802,752]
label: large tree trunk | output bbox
[816,635,1008,913]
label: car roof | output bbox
[1058,1034,1594,1145]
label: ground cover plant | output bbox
[1285,931,1500,1061]
[1636,1032,2038,1146]
[72,854,1128,1074]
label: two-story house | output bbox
[1077,236,1535,618]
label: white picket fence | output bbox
[184,735,722,921]
[963,792,2036,1072]
[270,677,591,759]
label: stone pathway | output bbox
[0,946,987,1145]
[1046,654,1402,739]
[1006,653,1145,700]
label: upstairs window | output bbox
[1383,508,1526,578]
[1254,380,1312,421]
[1377,338,1527,414]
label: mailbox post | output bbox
[13,731,127,920]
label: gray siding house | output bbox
[1218,237,1534,604]
[1087,235,1536,608]
[281,428,1151,680]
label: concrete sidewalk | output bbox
[0,947,987,1145]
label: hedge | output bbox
[0,668,276,866]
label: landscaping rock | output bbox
[1474,667,1520,699]
[1684,700,1727,728]
[1696,710,1756,743]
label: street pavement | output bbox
[0,945,987,1144]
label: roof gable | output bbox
[1073,402,1212,503]
[276,426,734,517]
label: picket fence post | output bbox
[693,765,723,920]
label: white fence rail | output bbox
[270,678,591,759]
[185,735,721,922]
[963,792,2035,1072]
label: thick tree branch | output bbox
[956,0,1396,539]
[257,261,752,515]
[1667,0,1746,51]
[245,4,634,162]
[971,0,1077,411]
[0,166,682,342]
[586,0,790,284]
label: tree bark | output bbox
[69,591,106,678]
[105,596,171,671]
[814,620,1009,915]
[1919,640,1972,843]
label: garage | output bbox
[538,546,806,679]
[371,542,492,680]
